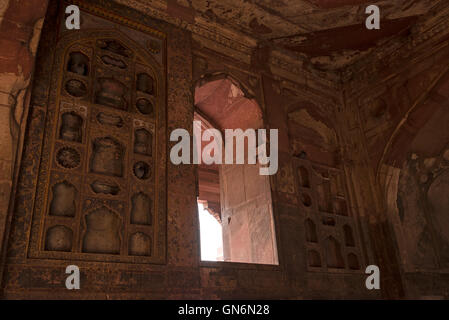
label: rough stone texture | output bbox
[0,0,448,299]
[0,0,49,285]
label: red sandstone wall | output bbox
[3,0,436,300]
[345,33,449,298]
[0,0,50,286]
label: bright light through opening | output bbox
[198,202,223,261]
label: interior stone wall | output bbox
[2,0,448,300]
[347,28,449,298]
[0,0,50,285]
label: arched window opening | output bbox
[195,77,278,265]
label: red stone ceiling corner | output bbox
[115,0,446,70]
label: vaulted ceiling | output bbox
[118,0,445,70]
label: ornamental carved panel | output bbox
[12,8,167,265]
[293,158,364,273]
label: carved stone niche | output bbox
[49,181,77,217]
[65,79,87,98]
[68,52,89,76]
[136,73,154,95]
[97,39,131,58]
[56,147,81,169]
[45,225,73,252]
[134,128,152,156]
[95,78,128,110]
[82,206,121,254]
[343,225,355,247]
[100,55,127,70]
[133,161,150,180]
[131,192,152,225]
[348,253,360,270]
[136,98,153,116]
[90,137,124,177]
[60,112,83,143]
[90,180,120,196]
[308,250,321,267]
[129,232,151,256]
[301,193,312,207]
[298,166,310,188]
[96,112,124,128]
[325,236,345,269]
[305,218,317,243]
[317,180,333,213]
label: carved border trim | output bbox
[71,0,166,39]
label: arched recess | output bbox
[194,74,278,265]
[379,68,449,272]
[8,27,167,265]
[286,99,364,272]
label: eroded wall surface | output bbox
[345,15,449,297]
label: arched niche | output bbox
[325,236,344,269]
[308,250,321,267]
[347,253,360,270]
[129,232,151,256]
[82,206,121,255]
[298,166,310,188]
[49,181,77,217]
[305,218,318,243]
[343,225,355,247]
[67,52,89,76]
[45,225,73,252]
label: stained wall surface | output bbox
[0,0,447,300]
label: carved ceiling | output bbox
[116,0,446,71]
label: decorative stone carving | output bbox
[308,250,321,267]
[131,192,152,225]
[96,112,124,128]
[134,128,152,156]
[65,79,87,97]
[95,78,128,110]
[90,180,120,195]
[136,98,153,115]
[90,137,124,177]
[60,112,83,142]
[100,55,127,69]
[56,147,81,169]
[45,225,73,252]
[82,206,121,254]
[343,225,355,247]
[133,161,150,180]
[301,193,312,207]
[147,39,161,54]
[136,73,154,95]
[129,232,151,256]
[322,217,336,226]
[305,218,317,243]
[11,11,167,271]
[317,181,332,213]
[97,39,131,57]
[325,236,344,269]
[298,166,310,188]
[68,52,89,76]
[49,181,77,217]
